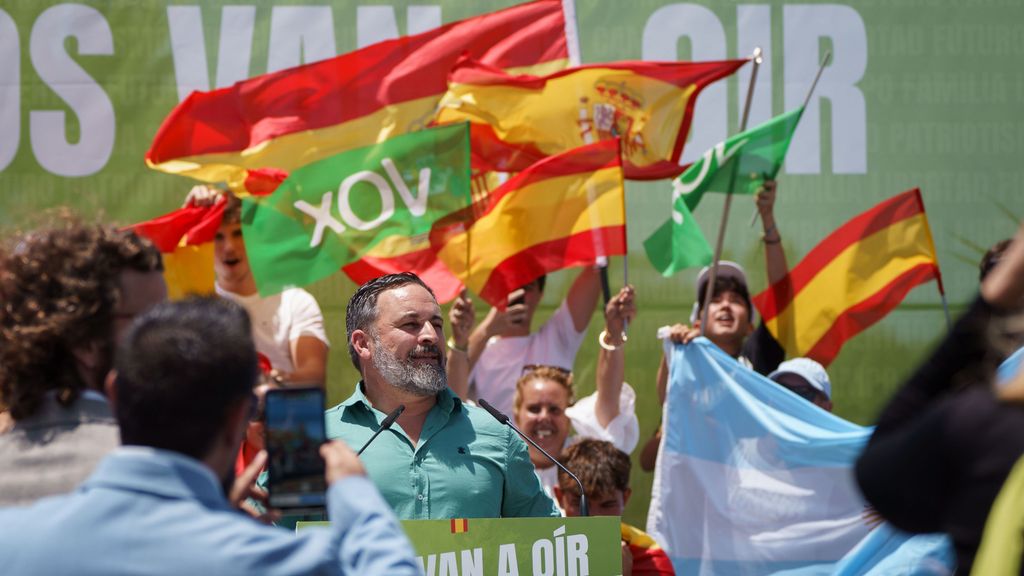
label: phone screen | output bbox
[264,387,327,511]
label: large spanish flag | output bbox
[146,0,575,190]
[752,189,943,366]
[430,139,626,307]
[130,203,224,300]
[434,57,747,180]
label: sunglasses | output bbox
[785,385,825,403]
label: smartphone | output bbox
[264,387,327,513]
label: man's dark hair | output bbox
[0,213,162,420]
[345,272,435,370]
[557,439,631,497]
[980,239,1011,281]
[114,297,257,460]
[697,276,753,317]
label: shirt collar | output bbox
[84,446,229,509]
[341,381,460,415]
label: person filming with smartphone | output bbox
[0,297,419,576]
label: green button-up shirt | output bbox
[326,383,558,520]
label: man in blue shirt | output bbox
[0,298,420,576]
[327,272,558,519]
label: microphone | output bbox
[477,398,588,517]
[357,404,405,456]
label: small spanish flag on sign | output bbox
[450,519,469,534]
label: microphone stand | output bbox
[478,399,588,516]
[357,404,406,456]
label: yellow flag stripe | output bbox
[147,59,568,186]
[162,243,216,300]
[437,69,694,167]
[763,213,935,355]
[436,167,624,292]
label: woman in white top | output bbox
[511,285,640,496]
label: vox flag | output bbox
[642,195,712,277]
[430,139,626,307]
[146,0,574,190]
[752,189,943,366]
[675,106,804,212]
[242,123,470,298]
[434,57,747,180]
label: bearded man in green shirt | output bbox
[326,272,559,519]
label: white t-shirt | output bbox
[215,285,329,374]
[535,383,641,501]
[470,301,585,416]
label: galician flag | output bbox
[676,106,804,212]
[241,123,470,297]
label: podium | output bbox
[299,516,622,576]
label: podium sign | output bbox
[298,516,622,576]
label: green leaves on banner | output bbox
[676,106,804,212]
[242,123,471,296]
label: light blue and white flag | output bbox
[998,346,1024,386]
[646,338,953,575]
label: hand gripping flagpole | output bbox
[700,48,762,336]
[749,50,831,227]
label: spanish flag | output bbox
[146,0,575,190]
[621,523,676,576]
[752,189,943,366]
[130,203,224,300]
[434,57,747,180]
[430,139,626,307]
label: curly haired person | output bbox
[0,212,166,506]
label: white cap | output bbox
[689,260,752,323]
[769,358,832,399]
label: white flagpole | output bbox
[749,50,832,227]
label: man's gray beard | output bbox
[371,335,447,397]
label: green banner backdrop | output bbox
[2,0,1022,527]
[298,516,622,576]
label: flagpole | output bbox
[749,50,831,227]
[701,47,762,336]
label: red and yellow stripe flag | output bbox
[752,188,943,366]
[130,204,224,300]
[145,0,574,191]
[434,57,747,180]
[430,139,626,307]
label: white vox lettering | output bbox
[670,137,749,224]
[294,191,345,248]
[338,170,395,231]
[381,157,431,217]
[293,157,431,247]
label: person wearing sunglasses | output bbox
[768,358,833,412]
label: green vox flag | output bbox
[676,106,804,212]
[242,123,471,296]
[643,194,713,277]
